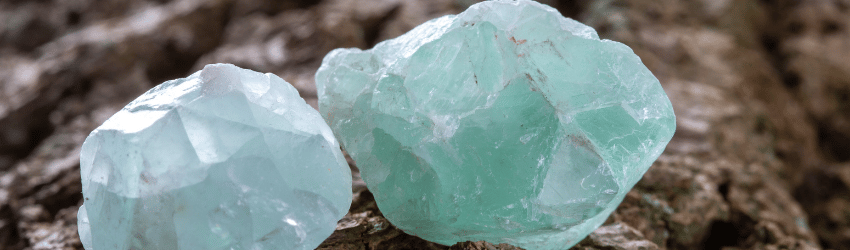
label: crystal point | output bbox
[78,63,352,250]
[316,1,675,249]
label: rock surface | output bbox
[316,1,674,249]
[0,0,848,249]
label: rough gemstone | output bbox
[315,1,675,249]
[77,64,352,250]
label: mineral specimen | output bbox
[77,64,352,250]
[315,1,675,249]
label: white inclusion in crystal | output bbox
[273,200,288,212]
[620,102,653,125]
[520,133,535,144]
[210,223,229,238]
[285,218,298,226]
[430,114,459,139]
[288,215,308,243]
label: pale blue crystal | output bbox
[316,1,675,249]
[78,64,352,250]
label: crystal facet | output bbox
[78,64,352,250]
[316,1,675,249]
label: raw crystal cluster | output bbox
[316,1,675,249]
[77,64,352,250]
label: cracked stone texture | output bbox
[0,0,847,249]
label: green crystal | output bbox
[78,64,352,250]
[316,1,675,249]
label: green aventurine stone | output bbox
[316,1,675,249]
[77,64,352,250]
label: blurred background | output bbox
[0,0,848,249]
